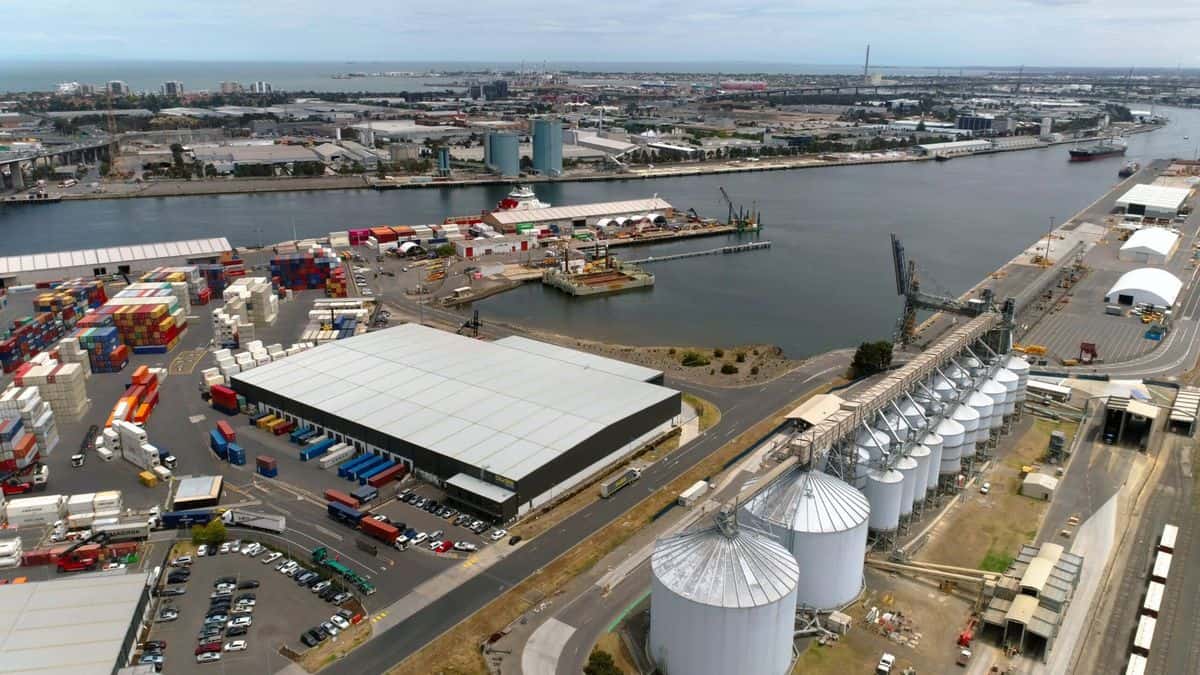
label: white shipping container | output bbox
[5,494,65,516]
[0,555,20,569]
[92,490,122,510]
[66,493,97,515]
[318,444,356,469]
[67,512,96,529]
[0,538,21,556]
[152,465,172,481]
[92,509,121,521]
[6,511,61,527]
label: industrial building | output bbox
[0,237,231,287]
[650,512,799,675]
[1116,184,1192,220]
[981,541,1082,660]
[915,139,993,157]
[191,145,320,174]
[484,132,520,176]
[956,114,1017,133]
[0,573,153,674]
[1118,227,1180,264]
[482,197,673,232]
[532,119,563,176]
[171,475,224,510]
[231,325,681,521]
[1104,268,1182,307]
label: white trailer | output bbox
[678,480,710,507]
[221,509,286,534]
[1151,551,1172,583]
[1159,523,1178,553]
[1132,615,1156,656]
[318,444,356,469]
[94,519,151,542]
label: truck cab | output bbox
[32,465,49,489]
[71,454,86,468]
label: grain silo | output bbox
[921,432,943,496]
[740,469,869,610]
[994,368,1020,416]
[895,455,919,517]
[1004,356,1030,407]
[936,416,966,478]
[864,468,903,535]
[979,378,1007,430]
[650,513,800,675]
[952,403,981,459]
[908,444,931,505]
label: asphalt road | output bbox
[323,349,850,675]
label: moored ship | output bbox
[1069,138,1126,162]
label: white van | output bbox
[96,447,114,461]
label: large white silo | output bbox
[856,427,891,462]
[740,469,869,611]
[894,455,919,517]
[952,403,981,458]
[937,416,966,476]
[1004,355,1031,405]
[994,368,1020,416]
[650,516,799,675]
[864,468,903,534]
[908,444,931,504]
[932,373,958,402]
[979,379,1007,430]
[896,399,926,432]
[921,432,943,495]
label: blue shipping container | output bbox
[161,509,216,528]
[289,425,313,443]
[337,454,373,478]
[348,455,386,481]
[358,459,396,485]
[257,465,278,478]
[327,501,364,526]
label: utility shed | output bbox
[1104,268,1182,307]
[1116,184,1192,219]
[786,394,845,431]
[0,573,152,674]
[1021,473,1059,500]
[1119,228,1180,264]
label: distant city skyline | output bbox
[3,0,1198,69]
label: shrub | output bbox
[713,348,725,358]
[735,352,746,363]
[681,350,710,367]
[751,366,760,375]
[720,364,739,375]
[667,347,676,355]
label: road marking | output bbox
[606,589,651,632]
[313,524,344,541]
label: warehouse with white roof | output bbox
[1116,184,1192,219]
[231,324,681,521]
[482,198,674,232]
[1104,268,1183,308]
[1118,227,1180,264]
[0,237,231,286]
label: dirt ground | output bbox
[793,569,972,674]
[594,632,639,675]
[919,417,1078,571]
[520,328,803,387]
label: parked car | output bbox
[141,640,167,651]
[311,580,332,593]
[196,545,209,557]
[225,625,248,637]
[332,592,352,604]
[218,542,233,554]
[877,652,896,674]
[322,621,340,636]
[979,482,991,495]
[227,616,253,629]
[509,535,523,546]
[170,555,193,567]
[157,609,179,622]
[195,642,222,655]
[330,614,351,630]
[490,529,508,541]
[454,542,478,552]
[237,580,260,589]
[224,640,247,652]
[435,540,454,553]
[196,652,222,664]
[262,552,282,564]
[300,632,319,648]
[411,532,428,545]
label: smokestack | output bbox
[864,44,871,78]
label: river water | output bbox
[2,109,1197,357]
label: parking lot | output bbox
[371,485,498,554]
[144,541,366,673]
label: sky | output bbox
[2,0,1197,68]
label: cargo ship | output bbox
[1118,161,1140,178]
[1068,138,1126,162]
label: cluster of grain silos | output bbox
[647,351,1032,674]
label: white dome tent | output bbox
[1105,268,1182,308]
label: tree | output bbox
[850,341,894,379]
[584,650,624,675]
[190,518,227,545]
[435,243,456,258]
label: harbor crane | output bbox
[890,233,1015,347]
[718,186,761,231]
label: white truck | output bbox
[600,468,642,498]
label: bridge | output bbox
[1,138,116,193]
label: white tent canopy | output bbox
[1119,227,1180,264]
[1105,268,1183,307]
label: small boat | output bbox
[1118,161,1140,178]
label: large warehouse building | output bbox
[231,325,681,521]
[0,237,231,286]
[1116,184,1192,220]
[0,573,153,673]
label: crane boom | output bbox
[891,233,1006,345]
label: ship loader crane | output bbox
[891,233,1015,347]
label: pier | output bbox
[626,241,772,265]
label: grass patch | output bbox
[389,385,838,675]
[595,631,638,675]
[296,621,372,672]
[683,393,720,432]
[979,550,1015,573]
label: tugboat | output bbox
[1068,138,1127,162]
[1118,161,1140,178]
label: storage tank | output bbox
[856,427,891,462]
[864,469,903,534]
[895,455,919,517]
[994,368,1020,416]
[908,445,931,505]
[1004,355,1031,405]
[914,388,945,418]
[937,417,966,476]
[848,446,872,489]
[962,356,985,379]
[740,469,869,611]
[946,362,973,388]
[896,399,925,432]
[979,379,1007,430]
[953,402,981,452]
[932,373,958,402]
[966,391,994,444]
[650,516,799,675]
[874,411,908,444]
[921,433,943,496]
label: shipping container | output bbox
[318,444,356,469]
[324,489,359,509]
[360,517,399,544]
[216,420,236,442]
[337,453,375,478]
[600,468,642,498]
[221,508,286,533]
[366,463,407,488]
[357,459,396,485]
[327,501,364,526]
[289,425,313,443]
[350,484,378,503]
[1159,523,1178,554]
[159,509,215,529]
[347,455,386,481]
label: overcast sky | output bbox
[4,0,1197,68]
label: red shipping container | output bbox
[216,420,236,442]
[324,489,359,509]
[21,549,50,567]
[106,541,138,558]
[367,463,408,488]
[256,455,276,469]
[359,517,399,543]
